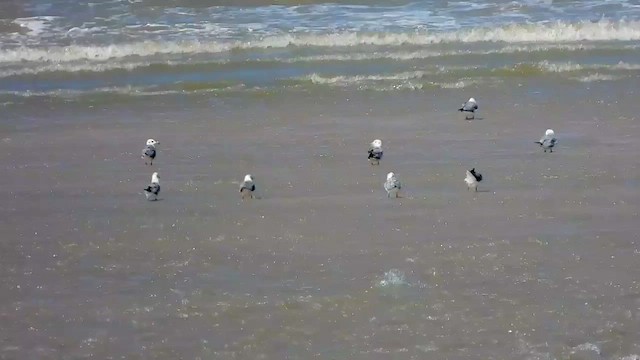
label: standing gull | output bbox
[239,174,256,200]
[144,172,161,201]
[535,129,557,153]
[142,138,159,165]
[368,139,384,165]
[464,168,483,192]
[458,97,478,120]
[384,172,402,198]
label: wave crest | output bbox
[1,19,639,64]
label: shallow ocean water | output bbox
[1,1,640,359]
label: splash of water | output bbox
[376,268,408,287]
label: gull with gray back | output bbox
[368,139,384,165]
[384,172,402,198]
[142,138,159,165]
[535,129,557,153]
[144,172,161,201]
[239,174,256,199]
[458,97,478,120]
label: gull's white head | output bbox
[146,139,159,146]
[545,129,555,136]
[468,97,476,103]
[244,174,253,182]
[386,172,395,180]
[151,172,159,183]
[371,139,382,148]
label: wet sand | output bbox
[1,80,640,359]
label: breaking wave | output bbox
[1,19,639,64]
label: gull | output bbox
[142,139,159,165]
[144,172,161,201]
[384,172,401,198]
[464,168,483,192]
[368,139,383,165]
[239,174,256,200]
[458,97,478,120]
[535,129,557,153]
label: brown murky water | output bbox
[1,81,640,359]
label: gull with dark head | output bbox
[142,138,159,165]
[535,129,557,153]
[144,172,161,201]
[464,168,483,192]
[368,139,383,165]
[239,174,256,199]
[458,97,478,120]
[384,172,401,198]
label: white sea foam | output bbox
[574,73,621,82]
[1,20,639,65]
[536,61,584,72]
[536,60,640,73]
[620,355,640,360]
[0,40,232,64]
[0,61,158,78]
[612,61,640,70]
[0,83,249,98]
[0,42,635,78]
[438,79,482,88]
[12,17,59,36]
[305,71,428,85]
[571,343,600,354]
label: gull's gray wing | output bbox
[537,135,557,148]
[368,147,383,160]
[460,101,478,112]
[239,180,255,192]
[543,137,557,148]
[145,183,160,195]
[142,146,156,159]
[384,178,401,191]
